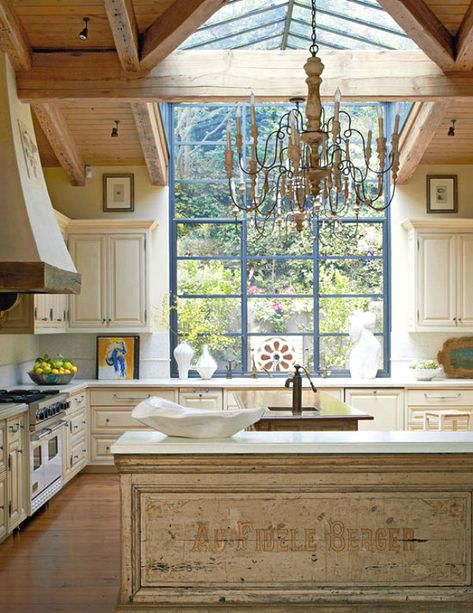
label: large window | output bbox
[170,102,390,377]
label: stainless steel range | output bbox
[0,389,70,514]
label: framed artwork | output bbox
[103,173,134,212]
[426,175,457,213]
[96,335,140,380]
[438,336,473,378]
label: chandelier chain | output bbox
[309,0,319,57]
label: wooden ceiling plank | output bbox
[0,0,31,71]
[104,0,140,72]
[131,102,168,185]
[455,1,473,70]
[16,50,473,102]
[140,0,227,71]
[32,102,85,186]
[397,101,450,184]
[377,0,455,71]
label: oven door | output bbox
[30,421,64,511]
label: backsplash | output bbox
[0,335,39,387]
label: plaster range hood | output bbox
[0,53,81,298]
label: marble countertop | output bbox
[111,430,473,455]
[15,376,473,395]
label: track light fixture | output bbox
[79,17,90,41]
[448,119,456,137]
[111,120,120,138]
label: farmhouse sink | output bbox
[132,397,265,439]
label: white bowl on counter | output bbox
[132,397,266,439]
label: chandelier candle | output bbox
[224,0,401,239]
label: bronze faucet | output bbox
[284,364,317,416]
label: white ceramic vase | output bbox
[196,344,217,380]
[173,340,194,379]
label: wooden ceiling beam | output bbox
[131,102,168,186]
[16,50,473,103]
[104,0,140,73]
[377,0,455,72]
[455,1,473,70]
[0,0,31,71]
[140,0,227,71]
[396,101,450,185]
[32,103,85,186]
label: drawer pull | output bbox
[105,418,110,423]
[74,425,79,430]
[106,446,110,451]
[8,425,19,433]
[113,394,151,401]
[424,393,462,400]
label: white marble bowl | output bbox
[132,397,266,439]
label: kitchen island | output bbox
[112,430,473,613]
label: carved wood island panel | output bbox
[114,444,473,613]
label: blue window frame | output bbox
[169,102,392,377]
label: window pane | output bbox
[320,335,384,372]
[247,222,314,256]
[174,105,232,143]
[177,223,241,256]
[319,298,384,334]
[319,223,383,256]
[319,259,383,294]
[248,297,313,333]
[175,183,234,219]
[178,260,241,295]
[248,259,313,294]
[249,335,313,372]
[177,297,241,336]
[175,144,226,180]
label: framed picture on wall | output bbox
[96,335,140,380]
[103,173,134,212]
[426,175,457,213]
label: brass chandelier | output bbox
[224,0,401,237]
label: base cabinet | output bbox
[344,389,404,431]
[0,477,6,541]
[63,392,88,485]
[6,414,27,533]
[406,389,473,431]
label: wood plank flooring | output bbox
[0,474,120,613]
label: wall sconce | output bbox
[111,120,120,138]
[448,119,456,137]
[79,17,90,41]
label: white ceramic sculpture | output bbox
[348,310,382,380]
[132,397,266,439]
[196,344,218,379]
[173,340,194,379]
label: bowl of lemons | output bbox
[28,354,78,385]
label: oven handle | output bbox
[32,420,67,441]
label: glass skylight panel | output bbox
[180,0,417,51]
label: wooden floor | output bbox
[0,474,120,613]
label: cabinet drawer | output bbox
[407,389,473,407]
[69,391,87,411]
[90,435,120,463]
[70,436,87,469]
[90,389,176,406]
[70,408,87,440]
[92,408,148,431]
[178,389,223,410]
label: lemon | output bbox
[64,369,71,374]
[51,368,59,375]
[34,367,43,375]
[71,365,78,373]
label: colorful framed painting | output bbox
[96,336,140,380]
[426,175,457,213]
[438,336,473,378]
[103,173,134,212]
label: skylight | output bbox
[180,0,417,51]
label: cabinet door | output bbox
[69,235,107,328]
[417,234,456,328]
[457,235,473,327]
[34,294,51,328]
[8,438,26,530]
[51,294,67,329]
[344,389,404,431]
[0,478,6,542]
[107,234,147,328]
[0,294,34,333]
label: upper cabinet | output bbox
[67,220,156,333]
[402,219,473,332]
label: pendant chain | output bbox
[309,0,319,56]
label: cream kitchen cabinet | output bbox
[344,389,404,431]
[63,391,88,485]
[406,388,473,431]
[178,389,224,410]
[67,220,156,333]
[0,477,6,542]
[403,219,473,331]
[6,414,27,531]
